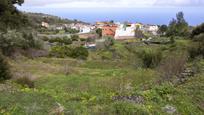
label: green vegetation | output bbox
[0,31,42,56]
[0,1,204,114]
[0,53,11,82]
[166,12,189,37]
[48,37,72,45]
[0,40,204,114]
[0,0,27,30]
[188,23,204,59]
[50,46,89,59]
[96,28,102,37]
[137,48,162,68]
[65,28,80,34]
[26,12,84,28]
[158,25,168,35]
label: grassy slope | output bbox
[0,40,204,114]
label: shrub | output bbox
[16,76,35,88]
[50,46,72,58]
[71,35,79,41]
[96,37,115,49]
[41,36,49,41]
[111,102,149,115]
[188,33,204,59]
[138,49,163,68]
[188,43,204,59]
[71,47,89,59]
[191,23,204,38]
[65,28,79,34]
[188,23,204,59]
[104,37,115,48]
[62,37,72,45]
[50,46,89,59]
[48,37,72,45]
[0,52,11,82]
[0,31,43,56]
[158,53,188,82]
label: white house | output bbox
[143,24,159,35]
[41,22,49,28]
[68,23,93,34]
[56,26,64,30]
[114,24,137,40]
[79,25,92,34]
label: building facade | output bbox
[115,24,137,40]
[102,25,118,37]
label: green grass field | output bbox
[0,40,204,115]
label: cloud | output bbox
[154,0,204,6]
[23,0,204,8]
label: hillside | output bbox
[0,1,204,114]
[0,40,204,114]
[24,12,87,27]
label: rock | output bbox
[162,105,176,114]
[49,102,64,115]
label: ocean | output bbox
[19,7,204,26]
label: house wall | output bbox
[41,22,49,28]
[80,26,91,34]
[114,24,136,39]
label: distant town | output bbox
[40,18,160,49]
[41,21,159,39]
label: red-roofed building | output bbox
[102,25,117,37]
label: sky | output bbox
[18,0,204,25]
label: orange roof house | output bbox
[102,25,117,37]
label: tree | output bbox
[166,19,177,36]
[191,23,204,39]
[158,25,168,35]
[0,0,27,30]
[12,0,24,5]
[188,23,204,58]
[0,30,42,56]
[110,20,114,24]
[96,28,102,37]
[0,52,11,81]
[166,12,189,37]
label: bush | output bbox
[50,46,89,59]
[158,53,187,82]
[0,31,43,56]
[41,36,49,41]
[65,28,79,34]
[111,102,149,115]
[71,47,89,59]
[191,23,204,38]
[0,52,11,82]
[62,37,72,45]
[16,76,35,88]
[188,43,204,59]
[138,49,162,68]
[105,37,115,48]
[96,37,115,49]
[71,35,79,41]
[50,46,72,58]
[48,37,72,45]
